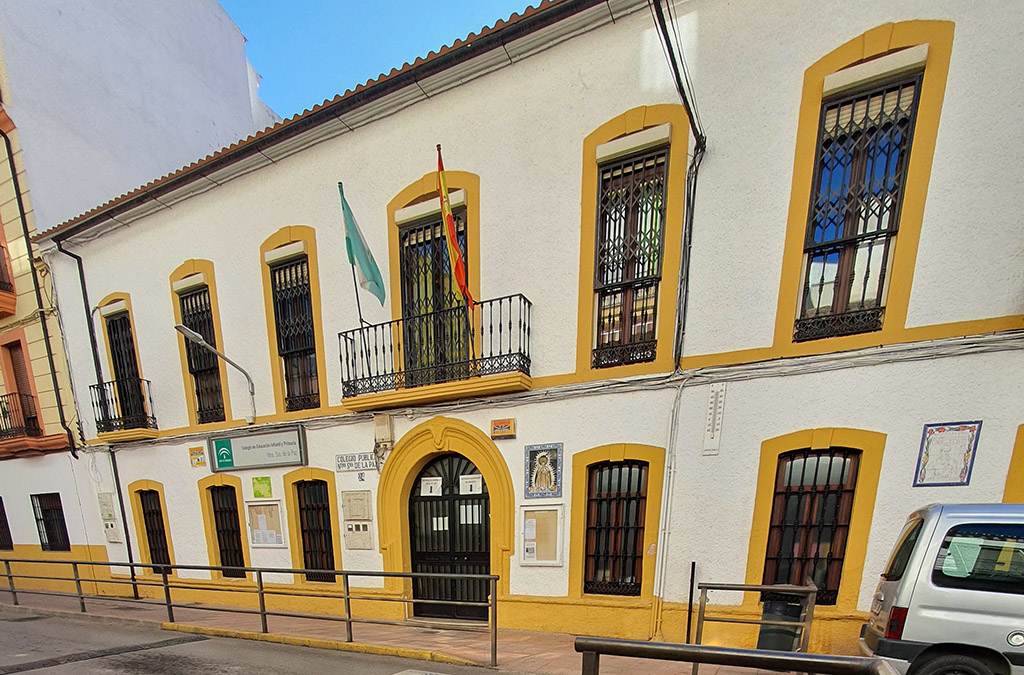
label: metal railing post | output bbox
[257,570,268,633]
[71,562,86,613]
[489,577,498,668]
[4,560,17,605]
[801,583,817,653]
[161,567,174,623]
[342,574,353,643]
[582,650,600,675]
[692,587,708,675]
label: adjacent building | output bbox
[0,0,275,595]
[18,0,1024,655]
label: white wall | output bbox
[0,0,277,232]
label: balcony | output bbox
[0,243,15,317]
[0,392,41,439]
[339,294,532,410]
[89,378,159,442]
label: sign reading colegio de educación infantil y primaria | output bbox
[209,426,307,472]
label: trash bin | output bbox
[756,598,804,651]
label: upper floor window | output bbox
[584,460,649,596]
[795,75,921,341]
[593,148,668,368]
[31,492,70,552]
[0,496,13,550]
[179,287,225,423]
[762,448,860,605]
[270,257,320,411]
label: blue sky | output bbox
[219,0,534,119]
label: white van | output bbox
[861,503,1024,675]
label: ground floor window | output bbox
[583,460,648,596]
[0,497,13,550]
[295,479,335,582]
[137,489,171,572]
[762,448,860,605]
[31,493,70,552]
[210,485,246,578]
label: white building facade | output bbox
[29,0,1024,655]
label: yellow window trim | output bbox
[744,428,885,612]
[197,473,253,581]
[385,171,481,323]
[377,416,514,600]
[97,291,145,385]
[1004,425,1024,503]
[127,479,176,575]
[169,260,236,427]
[259,226,329,415]
[775,20,968,350]
[282,466,343,584]
[567,443,665,605]
[576,105,690,380]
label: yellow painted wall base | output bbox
[2,545,117,597]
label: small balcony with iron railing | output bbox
[0,243,15,317]
[339,294,532,410]
[89,378,159,441]
[0,392,41,440]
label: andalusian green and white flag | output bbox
[338,183,385,306]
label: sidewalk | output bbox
[0,589,762,675]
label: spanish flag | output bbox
[436,144,474,309]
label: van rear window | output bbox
[932,523,1024,595]
[883,519,923,581]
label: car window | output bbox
[883,518,923,581]
[932,522,1024,595]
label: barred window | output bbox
[0,496,13,550]
[179,287,225,423]
[796,75,921,342]
[210,485,246,578]
[763,448,860,605]
[296,479,335,582]
[584,460,648,596]
[593,148,668,368]
[270,257,320,411]
[30,493,70,552]
[137,489,171,572]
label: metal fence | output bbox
[0,557,499,667]
[89,378,158,432]
[0,392,41,439]
[575,637,894,675]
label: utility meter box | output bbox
[342,490,373,550]
[97,492,122,543]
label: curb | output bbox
[161,622,479,667]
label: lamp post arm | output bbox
[195,341,256,424]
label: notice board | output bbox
[521,505,562,566]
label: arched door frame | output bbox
[377,416,514,599]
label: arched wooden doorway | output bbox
[408,452,490,620]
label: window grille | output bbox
[398,212,470,387]
[270,257,320,411]
[210,485,245,578]
[180,287,225,423]
[138,489,171,572]
[0,497,13,550]
[104,312,150,430]
[593,148,668,368]
[30,493,70,552]
[796,75,921,341]
[296,480,335,582]
[762,448,860,605]
[584,460,648,596]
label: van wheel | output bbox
[914,655,994,675]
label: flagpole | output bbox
[436,145,477,369]
[339,182,375,383]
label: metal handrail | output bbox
[574,637,896,675]
[1,557,500,667]
[693,578,818,672]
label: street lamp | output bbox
[174,324,256,425]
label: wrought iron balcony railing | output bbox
[340,294,532,398]
[89,378,158,433]
[0,392,42,439]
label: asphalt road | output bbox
[0,607,521,675]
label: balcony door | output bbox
[0,340,39,438]
[105,312,147,429]
[399,212,470,387]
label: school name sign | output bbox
[209,426,307,472]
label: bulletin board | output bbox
[521,505,563,566]
[246,500,286,548]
